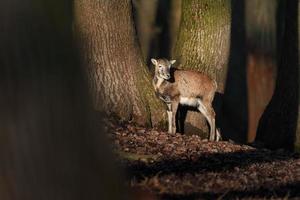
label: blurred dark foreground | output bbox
[0,1,128,199]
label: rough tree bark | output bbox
[174,0,231,136]
[74,0,165,126]
[0,0,124,199]
[256,0,299,151]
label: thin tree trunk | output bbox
[74,0,165,126]
[220,0,248,142]
[174,0,231,136]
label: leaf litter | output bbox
[108,122,300,200]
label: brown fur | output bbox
[151,58,220,141]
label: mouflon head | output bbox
[151,58,176,80]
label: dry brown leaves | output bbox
[109,123,300,200]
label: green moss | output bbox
[156,119,168,130]
[176,0,231,78]
[181,0,230,29]
[134,61,166,127]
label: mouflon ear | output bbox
[151,58,158,65]
[170,60,176,65]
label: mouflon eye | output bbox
[159,65,163,68]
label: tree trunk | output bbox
[220,0,248,142]
[174,0,231,136]
[169,0,182,59]
[0,0,124,199]
[132,0,158,61]
[256,0,299,151]
[245,0,277,142]
[74,0,165,126]
[133,0,181,68]
[220,0,278,143]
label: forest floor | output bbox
[108,122,300,200]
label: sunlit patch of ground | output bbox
[108,123,300,200]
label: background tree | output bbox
[0,0,124,199]
[74,0,165,126]
[219,0,248,142]
[256,0,299,151]
[173,0,231,136]
[132,0,158,61]
[221,0,278,143]
[245,0,277,143]
[133,0,182,65]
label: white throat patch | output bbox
[154,77,164,91]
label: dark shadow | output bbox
[0,1,124,199]
[176,104,188,133]
[213,92,224,133]
[256,0,299,151]
[125,149,299,198]
[176,106,202,135]
[160,182,300,200]
[125,150,299,179]
[220,0,248,143]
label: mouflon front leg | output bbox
[171,101,179,134]
[167,103,172,133]
[166,101,179,134]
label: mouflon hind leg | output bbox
[197,99,216,141]
[216,128,222,141]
